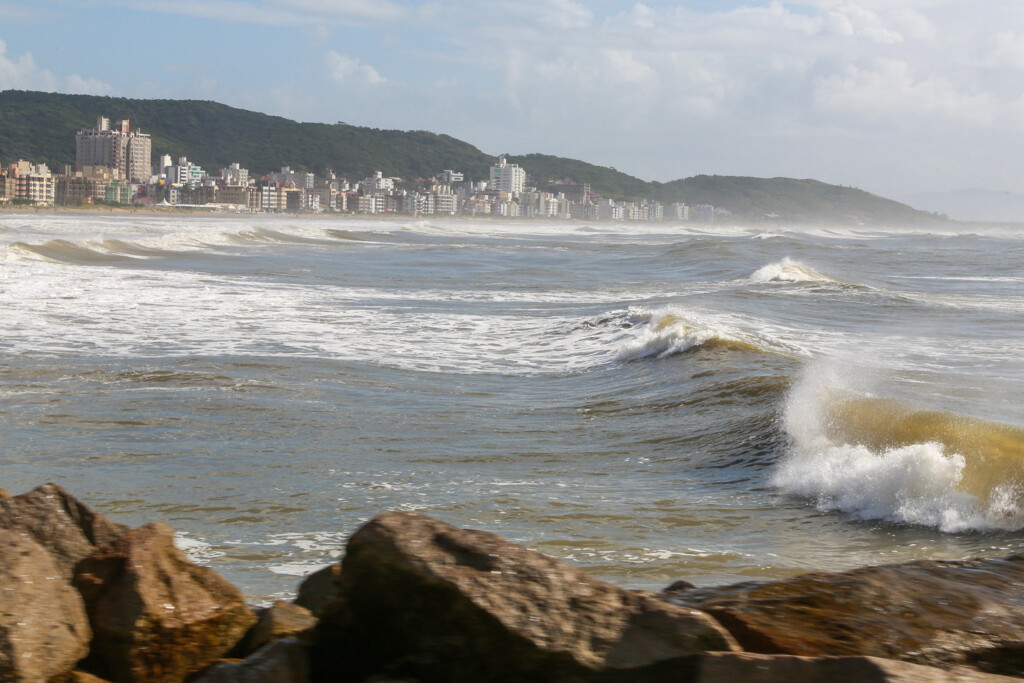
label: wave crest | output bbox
[614,308,764,361]
[773,363,1024,532]
[750,257,837,285]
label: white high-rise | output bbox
[489,156,525,195]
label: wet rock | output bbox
[0,529,91,682]
[663,554,1024,676]
[192,638,309,683]
[295,564,340,617]
[69,672,115,683]
[684,653,1021,683]
[233,601,316,657]
[73,522,258,683]
[0,483,129,579]
[312,511,738,682]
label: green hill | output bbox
[0,90,943,224]
[0,90,495,182]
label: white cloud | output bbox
[325,50,385,85]
[813,58,997,124]
[0,39,113,94]
[88,0,402,26]
[275,0,403,22]
[824,4,904,44]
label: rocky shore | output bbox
[2,483,1023,682]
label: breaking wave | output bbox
[613,307,776,361]
[773,363,1024,532]
[749,257,838,285]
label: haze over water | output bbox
[3,212,1024,603]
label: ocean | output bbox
[2,212,1023,603]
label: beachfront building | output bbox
[669,202,689,221]
[5,160,55,206]
[76,117,152,183]
[221,162,250,186]
[361,172,395,193]
[489,156,526,195]
[165,157,206,185]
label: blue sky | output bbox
[2,0,1023,198]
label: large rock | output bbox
[0,529,91,682]
[312,512,738,682]
[663,554,1024,676]
[73,522,257,683]
[192,638,310,683]
[0,483,129,579]
[233,601,316,657]
[684,653,1021,682]
[294,565,340,617]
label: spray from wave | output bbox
[772,362,1024,532]
[749,257,837,285]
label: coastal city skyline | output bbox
[2,112,697,220]
[1,0,1022,202]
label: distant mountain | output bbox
[903,188,1024,223]
[0,90,944,224]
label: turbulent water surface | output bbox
[3,212,1024,602]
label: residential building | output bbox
[669,202,689,221]
[75,117,151,183]
[361,171,394,193]
[221,162,250,186]
[489,156,525,195]
[439,169,464,183]
[8,160,54,205]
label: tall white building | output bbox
[221,162,250,186]
[361,171,394,193]
[489,156,525,195]
[75,117,152,183]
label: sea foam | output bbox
[749,257,837,285]
[773,361,1024,532]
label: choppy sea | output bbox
[2,212,1024,603]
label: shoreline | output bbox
[2,482,1024,682]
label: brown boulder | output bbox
[73,522,257,683]
[687,653,1022,682]
[294,564,340,617]
[192,638,309,683]
[0,529,91,682]
[69,672,115,683]
[233,601,316,657]
[312,511,737,682]
[0,483,129,579]
[663,554,1024,676]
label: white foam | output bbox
[749,257,836,285]
[174,532,225,563]
[268,562,334,577]
[773,361,1024,532]
[615,307,739,360]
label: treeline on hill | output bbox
[0,90,942,224]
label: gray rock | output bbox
[0,529,91,682]
[73,522,257,683]
[312,511,737,682]
[0,483,128,579]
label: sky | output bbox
[1,0,1023,199]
